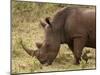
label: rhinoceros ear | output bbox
[45,17,52,28]
[36,42,42,49]
[40,19,46,28]
[40,17,52,28]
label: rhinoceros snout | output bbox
[36,55,52,65]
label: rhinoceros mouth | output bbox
[39,60,52,66]
[36,55,52,65]
[36,56,52,65]
[39,60,48,65]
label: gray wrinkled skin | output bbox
[21,7,96,65]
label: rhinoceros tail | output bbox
[20,40,35,57]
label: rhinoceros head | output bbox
[21,17,61,65]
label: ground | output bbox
[12,0,96,74]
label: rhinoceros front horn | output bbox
[20,40,35,57]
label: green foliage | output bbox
[12,0,96,74]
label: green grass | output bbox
[12,0,96,74]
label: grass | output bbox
[12,0,96,74]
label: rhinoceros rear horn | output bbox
[20,40,35,57]
[40,17,52,28]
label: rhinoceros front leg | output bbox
[73,37,86,65]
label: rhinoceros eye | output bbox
[45,43,50,48]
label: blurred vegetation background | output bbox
[12,0,96,74]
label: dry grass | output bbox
[12,0,96,74]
